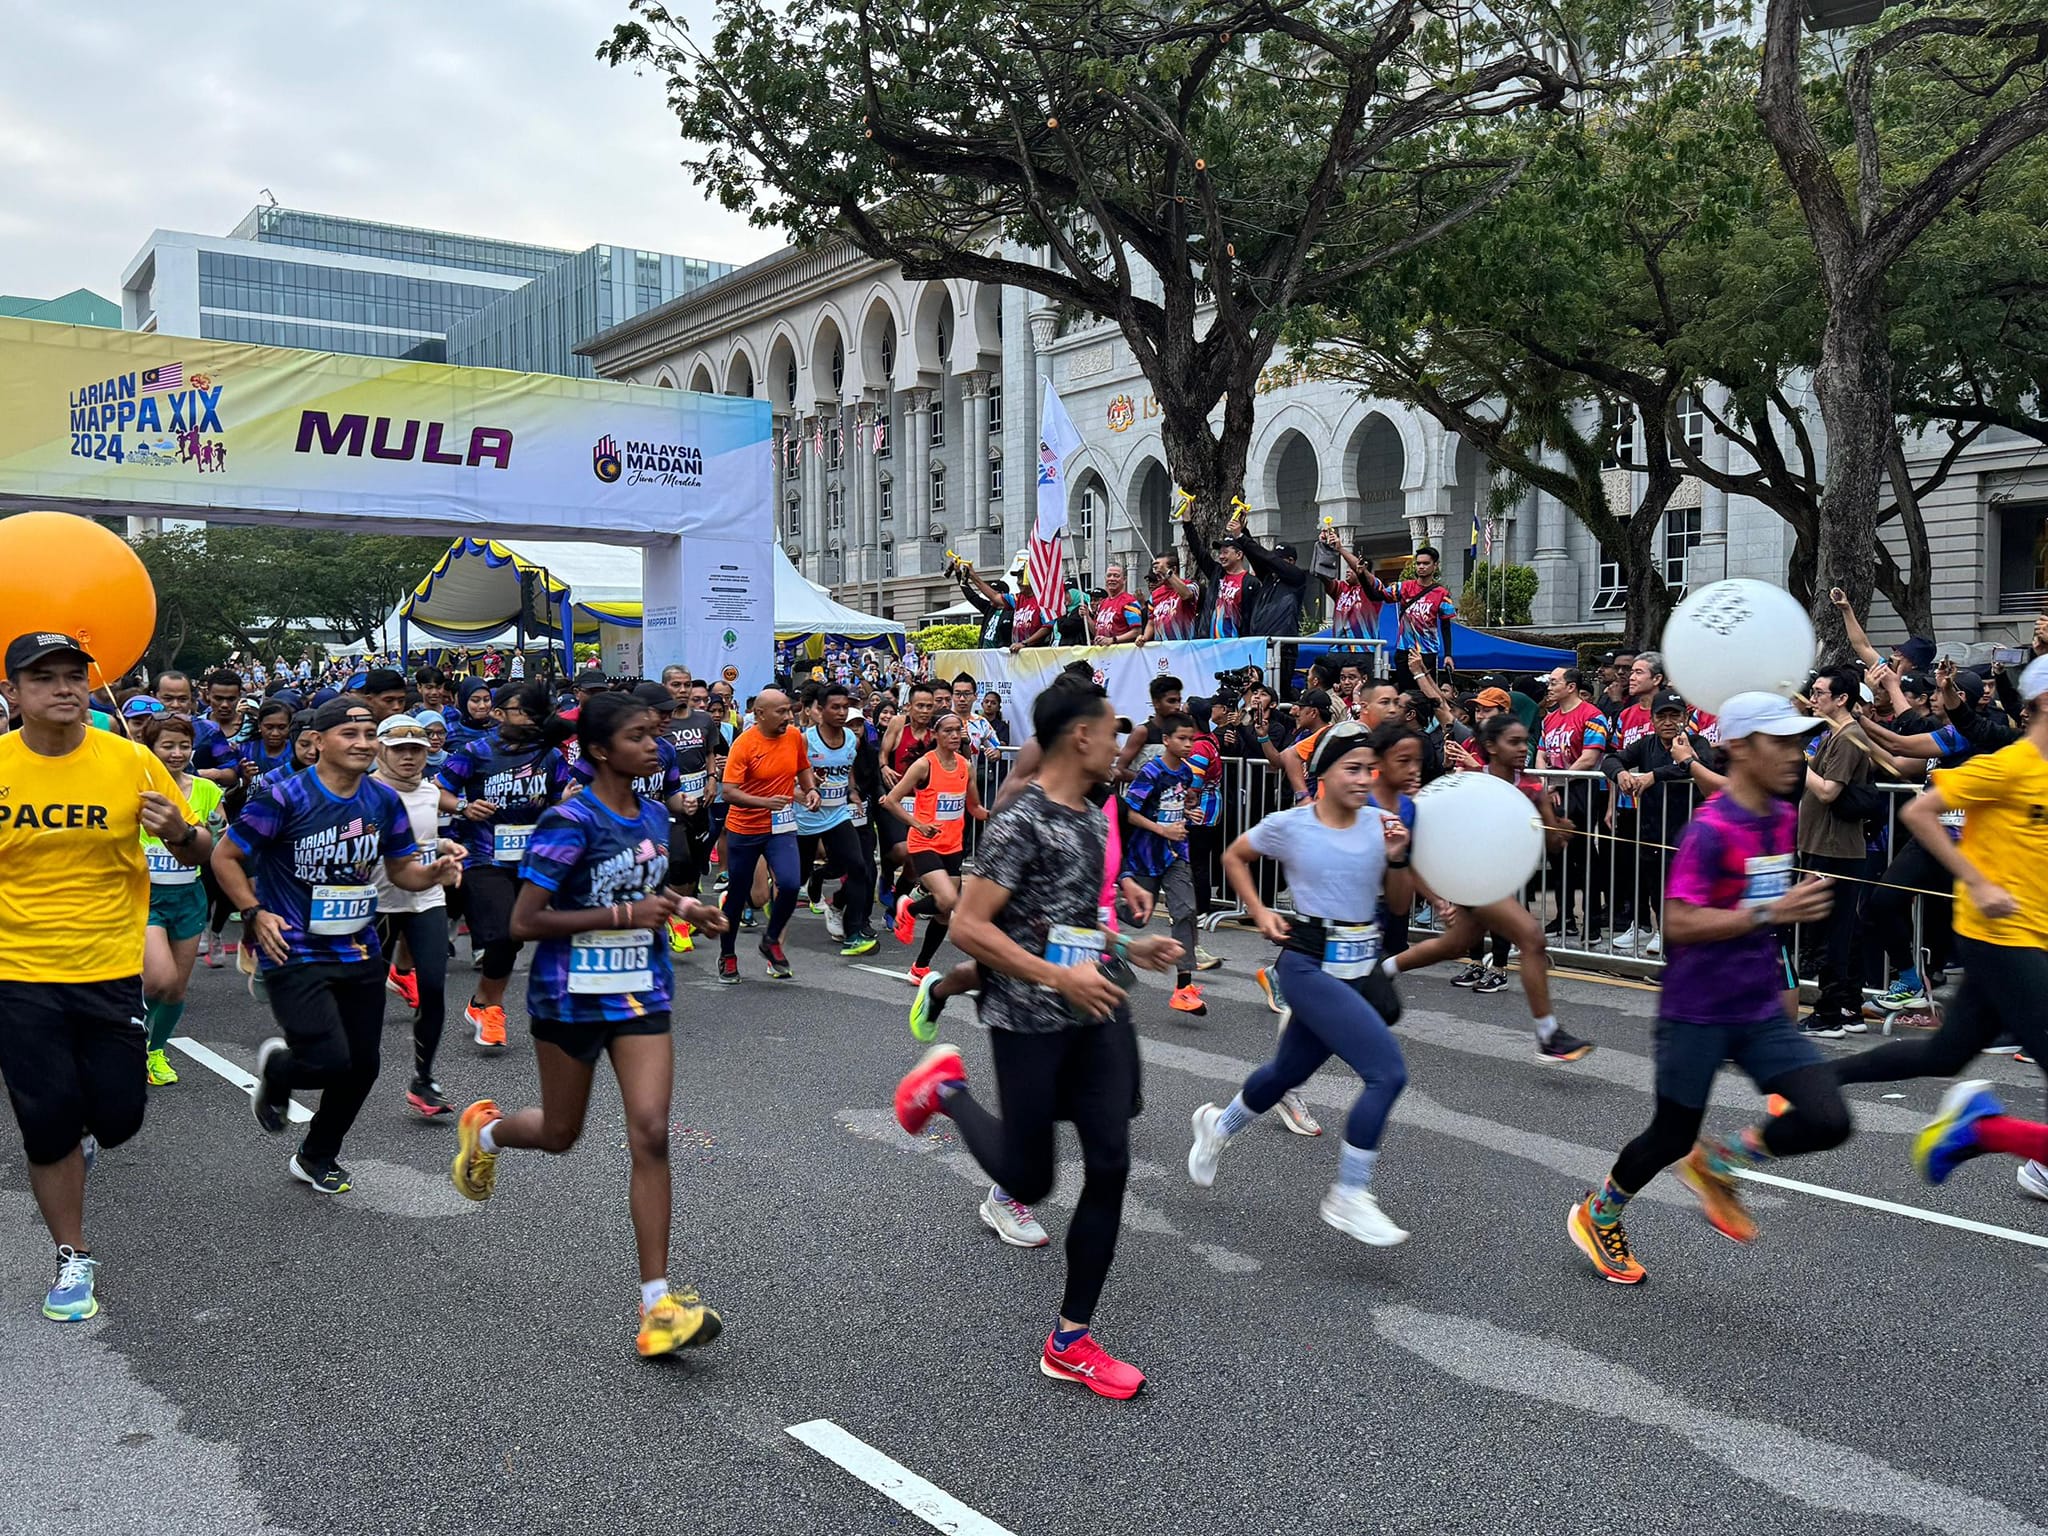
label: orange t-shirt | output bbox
[721,725,810,836]
[908,751,972,855]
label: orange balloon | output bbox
[0,511,158,682]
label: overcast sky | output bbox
[0,0,786,301]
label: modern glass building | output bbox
[121,207,731,374]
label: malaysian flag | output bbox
[812,420,825,456]
[1028,378,1083,611]
[873,418,887,455]
[140,363,184,393]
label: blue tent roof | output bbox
[1300,622,1574,675]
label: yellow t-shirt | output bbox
[0,729,186,982]
[1931,739,2048,949]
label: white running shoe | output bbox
[978,1187,1050,1247]
[1276,1091,1322,1137]
[1609,926,1642,952]
[2019,1160,2048,1202]
[1187,1102,1232,1188]
[823,904,845,941]
[1644,931,1664,957]
[1319,1185,1408,1247]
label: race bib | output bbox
[1322,923,1381,979]
[145,842,197,886]
[770,804,798,835]
[935,791,966,822]
[415,844,438,868]
[1741,853,1794,909]
[568,929,654,994]
[309,883,377,936]
[493,823,536,864]
[1046,923,1107,969]
[818,774,848,808]
[1939,809,1965,841]
[678,770,708,799]
[1157,789,1186,827]
[851,800,869,827]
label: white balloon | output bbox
[1659,580,1816,714]
[1410,771,1546,909]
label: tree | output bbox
[1757,0,2048,653]
[600,0,1631,534]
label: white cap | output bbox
[1717,690,1826,740]
[2019,654,2048,703]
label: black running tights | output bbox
[1612,1064,1851,1195]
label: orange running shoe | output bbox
[1764,1093,1790,1118]
[1679,1145,1758,1243]
[467,1003,508,1051]
[1169,985,1208,1016]
[1567,1195,1646,1284]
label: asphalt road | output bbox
[3,913,2046,1536]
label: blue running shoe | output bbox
[42,1246,98,1322]
[1914,1079,2002,1185]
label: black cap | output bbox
[1651,689,1687,715]
[1217,535,1245,550]
[629,681,680,712]
[310,698,374,732]
[362,668,407,694]
[1600,650,1618,665]
[5,630,94,678]
[574,668,608,689]
[1954,667,1984,697]
[1900,672,1934,697]
[1298,687,1334,715]
[1274,542,1297,561]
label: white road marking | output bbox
[169,1038,312,1124]
[1730,1167,2048,1252]
[850,963,918,986]
[787,1419,1016,1536]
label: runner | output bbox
[447,678,495,745]
[0,632,209,1320]
[242,700,298,778]
[892,675,1180,1399]
[1188,723,1416,1244]
[371,713,466,1119]
[435,680,571,1049]
[1119,711,1207,1015]
[662,674,726,953]
[214,697,464,1193]
[885,711,987,981]
[1566,692,1847,1284]
[717,687,819,983]
[798,683,879,957]
[451,691,730,1357]
[138,713,227,1087]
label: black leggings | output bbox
[378,906,450,1083]
[1835,936,2048,1087]
[202,859,235,939]
[945,1015,1138,1326]
[1613,1064,1851,1194]
[800,822,874,936]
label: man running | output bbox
[798,683,879,957]
[0,632,210,1320]
[1567,692,1847,1284]
[717,688,818,983]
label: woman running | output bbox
[448,678,495,746]
[886,712,987,981]
[451,691,729,1357]
[242,700,298,778]
[139,715,225,1087]
[1186,724,1416,1245]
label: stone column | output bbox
[1529,448,1578,625]
[964,372,991,534]
[903,387,932,543]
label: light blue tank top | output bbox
[796,725,857,834]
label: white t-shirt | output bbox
[1245,802,1390,924]
[373,777,448,913]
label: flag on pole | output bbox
[1482,516,1497,558]
[1469,506,1482,551]
[1030,378,1083,607]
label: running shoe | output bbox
[1874,972,1924,1011]
[1537,1028,1594,1063]
[669,919,693,955]
[41,1246,99,1323]
[1186,1102,1232,1187]
[1679,1145,1757,1243]
[1608,925,1643,953]
[637,1288,722,1357]
[760,940,793,979]
[808,900,826,917]
[713,872,729,893]
[1039,1331,1145,1400]
[1840,1015,1869,1034]
[909,964,931,983]
[407,1079,452,1119]
[386,966,420,1011]
[909,970,946,1043]
[979,1187,1051,1247]
[1319,1185,1409,1246]
[1254,964,1286,1017]
[824,905,845,941]
[1194,945,1223,972]
[1914,1078,2002,1185]
[841,932,879,958]
[893,894,917,946]
[739,907,760,931]
[2019,1046,2036,1065]
[289,1155,352,1195]
[1449,962,1485,988]
[203,941,222,970]
[2018,1160,2048,1201]
[1567,1196,1645,1284]
[145,1048,179,1087]
[1798,1015,1848,1040]
[452,1099,501,1201]
[1643,931,1663,957]
[1276,1091,1322,1137]
[250,1038,289,1135]
[468,1003,508,1051]
[716,953,740,985]
[893,1044,965,1135]
[1473,968,1509,994]
[1982,1037,2024,1057]
[1765,1093,1790,1118]
[1169,984,1208,1017]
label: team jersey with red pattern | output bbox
[1330,579,1383,640]
[1209,570,1248,639]
[1616,704,1656,750]
[1539,700,1611,769]
[1094,592,1146,640]
[1149,582,1199,641]
[1372,577,1457,655]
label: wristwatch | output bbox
[173,821,198,848]
[240,904,264,925]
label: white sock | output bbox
[1534,1014,1559,1043]
[478,1120,501,1153]
[1336,1142,1378,1191]
[1217,1094,1256,1137]
[641,1277,669,1311]
[1380,956,1399,978]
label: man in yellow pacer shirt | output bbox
[0,632,211,1322]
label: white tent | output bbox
[768,548,905,641]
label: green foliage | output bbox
[911,623,984,654]
[1461,564,1539,628]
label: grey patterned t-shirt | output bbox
[972,784,1109,1033]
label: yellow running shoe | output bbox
[145,1048,180,1086]
[669,918,693,955]
[1678,1144,1758,1243]
[452,1099,502,1202]
[636,1287,723,1357]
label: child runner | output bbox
[371,714,466,1119]
[885,712,987,981]
[1187,724,1416,1245]
[450,692,730,1357]
[1120,710,1207,1015]
[1567,692,1847,1284]
[139,714,227,1087]
[892,676,1180,1399]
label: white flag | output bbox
[1035,378,1082,543]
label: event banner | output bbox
[932,638,1267,741]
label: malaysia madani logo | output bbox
[592,435,622,483]
[1106,394,1135,433]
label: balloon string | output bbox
[1520,819,1955,899]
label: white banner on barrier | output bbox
[932,639,1267,741]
